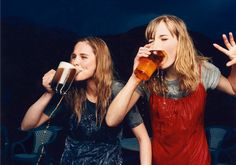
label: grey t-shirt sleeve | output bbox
[136,83,145,96]
[111,81,124,96]
[125,105,143,128]
[112,80,143,128]
[201,61,221,90]
[136,82,150,101]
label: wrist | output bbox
[130,73,142,86]
[43,91,55,98]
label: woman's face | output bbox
[70,41,96,81]
[150,21,178,69]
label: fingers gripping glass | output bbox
[134,50,167,80]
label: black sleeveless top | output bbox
[44,81,143,165]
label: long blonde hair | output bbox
[66,37,113,125]
[145,15,208,95]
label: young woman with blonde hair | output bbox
[106,15,236,165]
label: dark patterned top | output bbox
[44,81,143,165]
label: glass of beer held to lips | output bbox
[134,50,167,80]
[51,61,78,95]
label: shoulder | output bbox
[201,61,221,89]
[202,61,219,70]
[201,61,220,76]
[111,80,124,96]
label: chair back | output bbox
[32,125,62,154]
[1,124,10,164]
[205,126,231,151]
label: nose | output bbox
[71,57,83,72]
[72,56,82,66]
[150,40,162,50]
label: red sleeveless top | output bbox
[149,82,211,165]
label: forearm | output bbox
[139,135,152,165]
[228,65,236,94]
[106,75,141,126]
[133,124,152,165]
[21,92,54,130]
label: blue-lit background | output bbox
[1,0,236,164]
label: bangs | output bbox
[145,17,177,41]
[145,21,158,41]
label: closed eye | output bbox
[70,53,77,59]
[161,38,168,41]
[80,54,88,59]
[148,39,154,43]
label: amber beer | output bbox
[134,50,166,80]
[51,61,77,95]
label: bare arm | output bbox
[106,45,151,126]
[216,71,236,96]
[21,92,54,130]
[106,75,141,126]
[228,65,236,94]
[213,32,236,95]
[132,123,152,165]
[21,69,56,130]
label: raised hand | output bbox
[42,69,56,93]
[213,32,236,67]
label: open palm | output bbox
[213,32,236,66]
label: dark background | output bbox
[1,0,236,164]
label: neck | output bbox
[165,65,178,81]
[86,79,97,103]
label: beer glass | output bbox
[134,50,166,80]
[51,61,78,95]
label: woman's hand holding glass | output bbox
[133,44,151,71]
[42,69,56,93]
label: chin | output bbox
[161,62,174,70]
[75,75,92,81]
[160,65,167,69]
[75,77,85,81]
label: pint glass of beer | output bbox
[134,50,166,80]
[51,61,77,95]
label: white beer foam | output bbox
[58,61,75,69]
[58,68,71,84]
[57,61,75,84]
